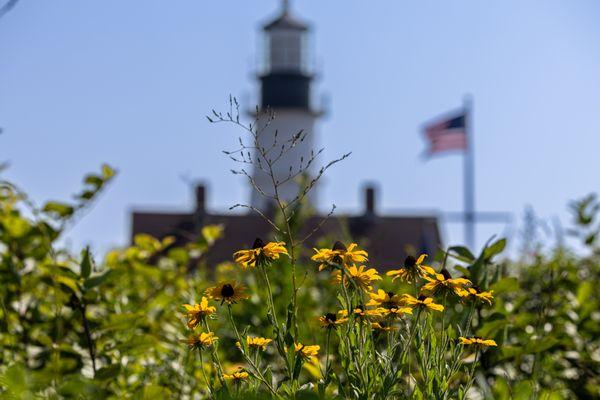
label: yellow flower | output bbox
[182,297,216,329]
[318,312,349,328]
[420,269,472,297]
[366,289,404,310]
[181,332,218,349]
[371,322,398,331]
[462,286,494,305]
[233,238,288,269]
[223,369,250,381]
[311,241,368,271]
[237,336,272,351]
[333,265,381,291]
[386,254,436,283]
[294,343,320,360]
[402,294,444,312]
[386,307,414,317]
[339,305,386,319]
[459,337,497,347]
[205,282,250,305]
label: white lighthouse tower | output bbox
[250,1,323,211]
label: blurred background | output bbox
[1,0,599,255]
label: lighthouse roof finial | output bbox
[264,0,307,31]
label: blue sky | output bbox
[1,0,599,255]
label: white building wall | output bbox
[250,110,318,211]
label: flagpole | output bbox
[463,95,475,250]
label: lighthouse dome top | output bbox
[263,1,308,31]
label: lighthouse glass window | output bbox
[267,29,306,72]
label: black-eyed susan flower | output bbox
[182,297,216,329]
[371,322,398,331]
[236,336,273,351]
[461,286,494,305]
[318,312,348,328]
[294,343,320,360]
[205,282,250,305]
[333,265,381,291]
[386,254,437,283]
[367,289,404,310]
[339,305,386,319]
[233,238,288,269]
[459,336,497,347]
[420,269,472,297]
[386,306,414,317]
[311,241,368,271]
[223,369,250,381]
[402,294,444,312]
[181,332,218,349]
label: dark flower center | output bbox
[325,313,337,323]
[332,241,347,251]
[472,285,481,293]
[252,238,265,249]
[418,294,427,301]
[404,256,416,268]
[382,294,397,309]
[221,284,235,297]
[356,304,365,311]
[441,269,453,280]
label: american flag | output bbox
[423,112,468,155]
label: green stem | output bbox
[226,306,280,398]
[260,264,279,328]
[259,264,291,377]
[201,319,227,390]
[439,292,448,376]
[403,307,423,386]
[325,327,332,374]
[461,349,480,400]
[198,349,214,398]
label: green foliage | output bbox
[1,160,598,399]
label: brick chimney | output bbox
[364,185,376,216]
[195,184,206,214]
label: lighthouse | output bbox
[250,1,323,211]
[131,1,441,271]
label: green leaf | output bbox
[134,234,161,252]
[167,247,189,264]
[483,238,506,261]
[476,317,507,338]
[285,301,294,332]
[284,331,294,347]
[2,215,31,237]
[80,246,92,278]
[84,270,115,290]
[55,275,81,296]
[42,201,75,218]
[95,364,121,380]
[526,337,559,353]
[449,246,475,262]
[496,344,523,361]
[292,354,303,381]
[490,277,519,294]
[101,164,116,180]
[202,224,224,245]
[84,175,104,187]
[468,259,485,286]
[0,363,31,396]
[454,265,470,277]
[577,281,593,306]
